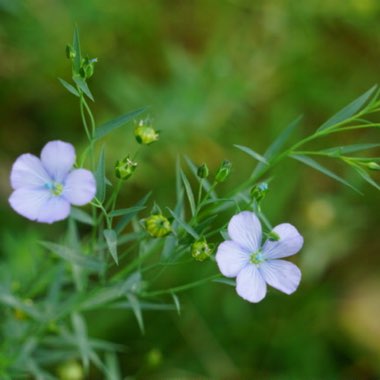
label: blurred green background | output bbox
[1,0,380,378]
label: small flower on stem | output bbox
[216,211,303,303]
[9,140,96,224]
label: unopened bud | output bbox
[79,57,97,79]
[367,162,380,171]
[57,360,84,380]
[250,182,269,203]
[215,160,232,183]
[65,44,76,60]
[134,119,159,145]
[115,155,138,180]
[197,163,209,179]
[191,237,214,262]
[144,214,171,238]
[267,230,280,241]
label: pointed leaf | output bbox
[94,107,146,141]
[95,147,106,202]
[40,241,104,271]
[110,206,146,218]
[234,144,268,164]
[355,166,380,191]
[291,154,361,193]
[73,75,94,101]
[71,312,90,371]
[167,208,199,239]
[317,85,377,132]
[180,169,196,216]
[104,229,118,265]
[70,207,94,225]
[171,292,181,315]
[321,143,380,156]
[58,78,79,97]
[126,293,145,334]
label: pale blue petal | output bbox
[236,264,267,303]
[40,141,76,182]
[259,260,301,295]
[9,188,51,221]
[228,211,262,252]
[36,197,71,223]
[262,223,303,260]
[10,154,50,189]
[216,240,250,278]
[9,188,70,223]
[63,169,96,206]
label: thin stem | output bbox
[141,273,222,297]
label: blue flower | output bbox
[9,140,96,224]
[216,211,303,303]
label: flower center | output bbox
[45,181,63,196]
[250,249,264,265]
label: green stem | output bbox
[141,273,222,297]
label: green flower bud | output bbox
[197,163,209,179]
[267,230,280,241]
[79,57,97,79]
[57,360,84,380]
[250,182,269,203]
[367,162,380,171]
[215,160,232,183]
[144,214,171,238]
[191,237,214,262]
[115,155,138,180]
[65,44,76,60]
[134,119,159,145]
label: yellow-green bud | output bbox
[65,44,76,60]
[367,162,380,171]
[267,230,280,241]
[215,160,232,183]
[134,119,159,145]
[144,214,171,238]
[250,182,269,203]
[197,163,209,179]
[79,57,97,79]
[191,237,214,262]
[57,360,84,380]
[115,156,138,180]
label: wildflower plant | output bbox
[1,27,380,378]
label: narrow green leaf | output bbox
[0,292,42,320]
[291,154,361,193]
[167,208,199,239]
[252,116,302,178]
[105,353,122,380]
[70,207,94,225]
[317,85,377,132]
[104,229,118,265]
[94,107,146,141]
[234,144,268,164]
[40,241,104,271]
[184,156,217,199]
[180,169,196,216]
[213,278,236,286]
[115,192,151,233]
[171,292,181,315]
[73,75,94,101]
[71,312,90,371]
[72,26,81,73]
[95,147,106,202]
[126,293,145,334]
[110,206,146,218]
[321,143,380,156]
[58,78,80,97]
[355,166,380,191]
